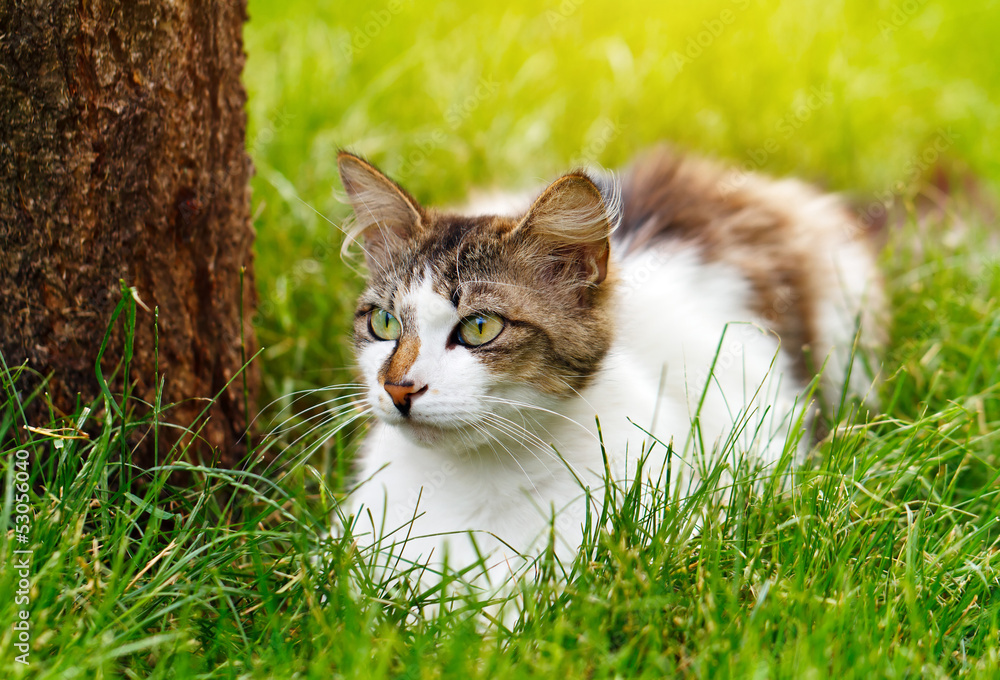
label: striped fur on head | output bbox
[337,151,618,399]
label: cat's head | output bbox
[337,152,617,446]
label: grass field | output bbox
[3,0,1000,677]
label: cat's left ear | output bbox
[512,173,612,285]
[337,151,424,269]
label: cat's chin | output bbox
[380,417,488,449]
[393,420,448,445]
[379,415,471,447]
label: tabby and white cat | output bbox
[335,147,882,585]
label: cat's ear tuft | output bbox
[337,151,424,269]
[514,173,612,285]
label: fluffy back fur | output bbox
[335,147,884,587]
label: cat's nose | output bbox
[383,381,428,416]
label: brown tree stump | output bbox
[0,0,258,468]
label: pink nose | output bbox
[383,382,428,416]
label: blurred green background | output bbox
[243,0,1000,409]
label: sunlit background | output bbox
[243,0,999,424]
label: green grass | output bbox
[3,0,1000,677]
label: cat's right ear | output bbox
[337,151,424,270]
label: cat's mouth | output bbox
[375,405,474,441]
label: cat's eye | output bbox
[369,308,401,341]
[456,313,504,347]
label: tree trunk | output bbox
[0,0,258,468]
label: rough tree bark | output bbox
[0,0,258,467]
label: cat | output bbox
[334,145,883,593]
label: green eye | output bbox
[457,313,504,347]
[369,308,401,340]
